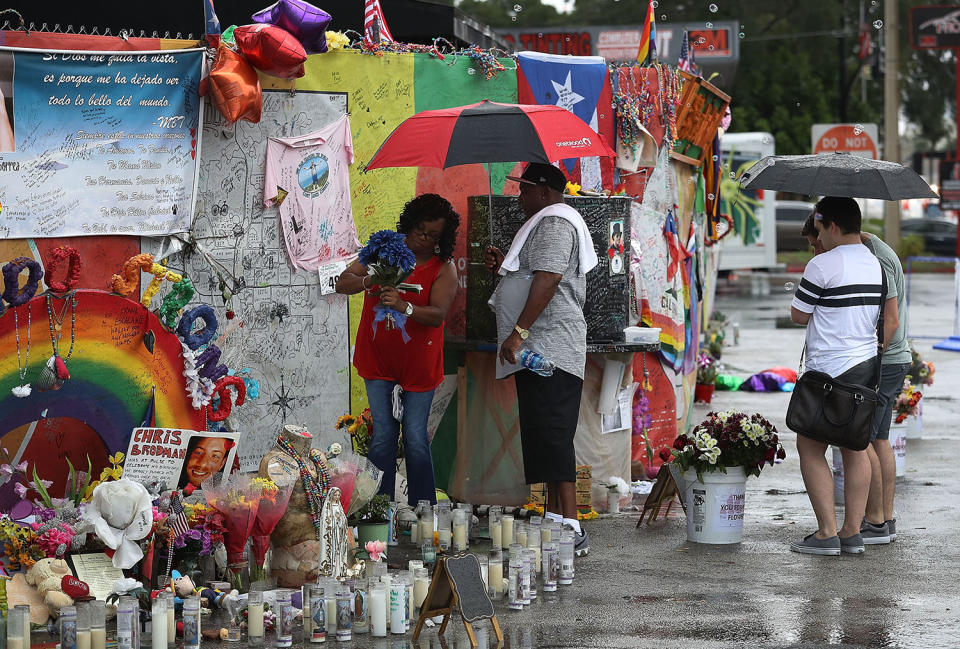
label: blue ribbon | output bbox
[372,305,411,343]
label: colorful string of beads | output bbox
[276,435,331,537]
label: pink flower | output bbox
[14,482,27,499]
[365,540,387,562]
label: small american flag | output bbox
[169,491,190,539]
[678,30,697,74]
[364,0,394,46]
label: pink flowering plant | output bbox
[662,411,786,480]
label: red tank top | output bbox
[353,256,445,392]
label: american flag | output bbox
[169,491,190,539]
[363,0,394,46]
[678,30,697,74]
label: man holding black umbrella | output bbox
[485,163,598,556]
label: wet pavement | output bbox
[36,275,960,649]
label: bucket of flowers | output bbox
[694,352,718,404]
[659,410,785,544]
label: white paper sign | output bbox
[715,486,746,528]
[70,553,125,602]
[426,374,458,442]
[601,383,639,434]
[122,428,239,491]
[317,260,348,296]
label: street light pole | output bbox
[883,0,900,251]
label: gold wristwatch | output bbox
[514,324,530,340]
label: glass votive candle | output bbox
[488,548,504,598]
[247,590,265,645]
[421,539,437,564]
[488,506,503,549]
[501,513,515,547]
[515,520,527,547]
[89,600,106,649]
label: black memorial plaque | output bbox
[465,195,632,344]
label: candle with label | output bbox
[335,587,353,641]
[183,597,201,649]
[60,606,78,649]
[16,606,30,649]
[389,581,405,634]
[353,578,368,634]
[307,584,326,643]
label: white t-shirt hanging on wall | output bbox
[264,114,358,271]
[791,243,882,377]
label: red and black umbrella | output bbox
[365,99,614,170]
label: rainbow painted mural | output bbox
[0,290,205,494]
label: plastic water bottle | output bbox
[519,342,555,376]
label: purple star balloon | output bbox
[252,0,332,54]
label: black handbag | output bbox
[785,273,886,451]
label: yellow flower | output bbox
[348,422,359,434]
[109,451,125,466]
[325,30,351,50]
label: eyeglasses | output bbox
[412,226,442,242]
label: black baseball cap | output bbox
[507,163,567,193]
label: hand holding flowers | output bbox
[358,230,418,342]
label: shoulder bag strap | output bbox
[874,270,887,390]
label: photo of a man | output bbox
[177,435,233,490]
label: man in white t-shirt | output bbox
[789,196,883,556]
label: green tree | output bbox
[457,0,566,28]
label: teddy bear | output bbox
[25,558,73,618]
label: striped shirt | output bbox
[792,243,882,377]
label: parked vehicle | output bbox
[900,218,958,257]
[775,200,816,252]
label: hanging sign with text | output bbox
[0,48,203,238]
[811,123,879,160]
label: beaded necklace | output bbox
[275,435,331,538]
[12,304,31,397]
[46,294,77,359]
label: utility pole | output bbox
[839,0,847,122]
[883,0,900,251]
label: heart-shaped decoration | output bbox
[190,127,197,137]
[191,150,196,159]
[61,575,90,599]
[191,139,197,149]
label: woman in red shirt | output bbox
[336,194,459,505]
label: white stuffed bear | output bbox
[25,558,74,619]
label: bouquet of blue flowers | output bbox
[359,230,418,342]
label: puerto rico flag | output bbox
[516,51,615,193]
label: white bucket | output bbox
[906,413,921,438]
[889,423,907,477]
[683,467,747,544]
[832,447,845,506]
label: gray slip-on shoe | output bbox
[790,532,841,556]
[860,520,891,545]
[840,533,865,554]
[886,519,897,542]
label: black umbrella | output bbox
[739,152,938,200]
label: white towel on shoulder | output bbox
[498,202,599,277]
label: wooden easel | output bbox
[637,464,683,526]
[412,554,503,647]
